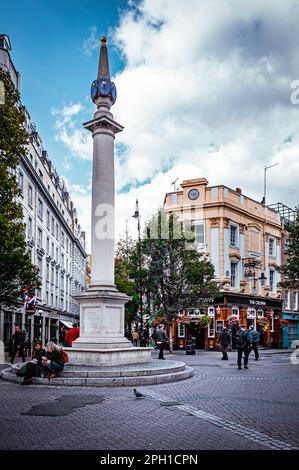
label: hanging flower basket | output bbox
[226,315,240,328]
[279,319,289,329]
[196,315,211,328]
[175,314,191,325]
[257,318,268,332]
[150,316,168,326]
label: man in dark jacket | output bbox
[156,325,168,360]
[9,326,26,365]
[218,327,231,360]
[235,324,250,370]
[248,325,260,360]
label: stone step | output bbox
[60,361,186,378]
[0,365,193,387]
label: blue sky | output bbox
[1,0,299,249]
[0,0,129,189]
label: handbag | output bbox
[60,349,69,363]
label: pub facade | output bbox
[163,178,292,350]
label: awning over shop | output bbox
[59,320,73,329]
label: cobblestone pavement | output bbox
[0,349,298,450]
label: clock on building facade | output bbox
[188,189,199,200]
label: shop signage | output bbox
[249,300,266,306]
[221,294,282,310]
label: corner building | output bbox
[163,178,286,350]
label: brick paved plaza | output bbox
[0,349,298,451]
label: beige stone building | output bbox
[163,178,284,350]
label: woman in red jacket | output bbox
[65,323,80,347]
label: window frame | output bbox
[37,227,43,248]
[37,198,43,220]
[208,318,215,338]
[28,184,33,207]
[285,290,291,310]
[27,216,32,238]
[216,320,224,333]
[177,323,185,338]
[230,261,238,288]
[231,307,239,318]
[18,170,24,193]
[269,237,275,257]
[230,224,238,247]
[269,270,275,292]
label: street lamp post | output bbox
[262,163,279,205]
[244,258,267,293]
[132,199,143,333]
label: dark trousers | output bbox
[249,343,259,360]
[157,342,164,359]
[237,347,249,368]
[10,347,25,364]
[221,345,228,360]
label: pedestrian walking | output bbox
[218,327,231,360]
[59,326,67,346]
[235,324,250,370]
[131,330,139,347]
[42,341,64,379]
[248,325,260,361]
[151,328,157,346]
[142,327,150,347]
[156,324,168,360]
[9,325,26,365]
[19,341,46,385]
[65,323,80,347]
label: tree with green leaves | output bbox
[280,207,299,289]
[0,68,40,307]
[134,210,220,350]
[115,235,140,329]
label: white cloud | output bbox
[52,102,93,161]
[82,25,100,57]
[54,0,299,249]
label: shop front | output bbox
[172,294,283,351]
[281,313,299,349]
[211,294,283,350]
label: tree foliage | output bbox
[115,235,139,325]
[0,69,40,307]
[140,211,220,320]
[280,208,299,289]
[116,211,220,328]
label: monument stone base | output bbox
[65,346,152,367]
[69,288,152,366]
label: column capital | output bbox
[83,115,124,135]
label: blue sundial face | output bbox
[110,82,117,104]
[91,80,98,102]
[98,77,111,96]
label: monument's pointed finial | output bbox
[91,35,116,105]
[97,35,110,80]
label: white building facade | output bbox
[0,34,86,352]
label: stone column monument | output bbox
[67,37,152,366]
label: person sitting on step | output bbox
[42,341,64,379]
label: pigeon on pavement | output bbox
[134,389,145,398]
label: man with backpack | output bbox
[248,325,260,361]
[235,324,250,370]
[218,327,231,360]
